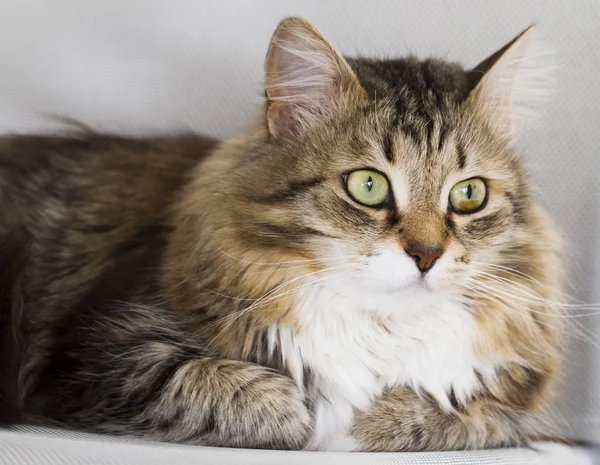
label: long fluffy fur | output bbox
[0,17,564,451]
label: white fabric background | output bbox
[0,427,597,465]
[0,0,598,452]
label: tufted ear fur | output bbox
[264,17,367,139]
[466,26,553,141]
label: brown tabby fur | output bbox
[0,17,563,451]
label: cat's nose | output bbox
[405,246,444,273]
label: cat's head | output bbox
[170,17,560,328]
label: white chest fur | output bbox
[271,281,491,451]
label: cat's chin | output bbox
[382,281,448,305]
[347,280,455,318]
[355,274,464,313]
[348,276,443,308]
[361,272,447,294]
[321,250,457,316]
[369,278,428,294]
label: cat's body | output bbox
[0,18,563,451]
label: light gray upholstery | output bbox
[0,427,598,465]
[0,0,598,462]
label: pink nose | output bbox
[406,246,444,273]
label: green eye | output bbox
[449,178,487,213]
[345,170,390,207]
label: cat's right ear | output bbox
[264,17,367,139]
[465,26,552,142]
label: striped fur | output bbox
[0,17,563,451]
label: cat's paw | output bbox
[198,361,311,450]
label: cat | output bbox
[0,16,564,451]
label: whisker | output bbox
[467,280,599,345]
[471,280,600,317]
[472,270,599,311]
[473,262,586,304]
[464,284,577,351]
[466,285,588,338]
[205,271,361,352]
[203,266,360,348]
[463,284,594,345]
[239,263,359,314]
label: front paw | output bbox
[196,362,311,449]
[351,387,523,451]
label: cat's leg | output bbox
[96,356,312,449]
[350,380,540,451]
[27,305,312,449]
[34,351,312,449]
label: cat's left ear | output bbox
[264,17,367,139]
[466,26,550,141]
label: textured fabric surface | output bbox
[0,0,598,454]
[0,427,597,465]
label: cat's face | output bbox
[222,18,541,317]
[303,119,525,299]
[240,105,528,315]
